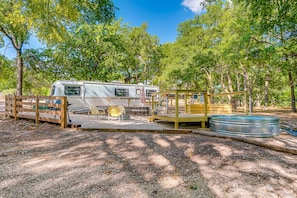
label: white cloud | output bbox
[182,0,204,14]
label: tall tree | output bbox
[237,0,297,111]
[53,21,124,81]
[119,23,161,84]
[0,1,28,95]
[0,54,15,90]
[0,0,115,95]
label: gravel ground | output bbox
[1,117,297,198]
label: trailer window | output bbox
[115,88,128,97]
[64,86,81,96]
[146,89,156,97]
[136,89,141,95]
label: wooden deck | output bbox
[151,113,209,129]
[151,90,247,129]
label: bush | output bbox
[1,89,16,96]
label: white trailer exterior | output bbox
[50,80,159,110]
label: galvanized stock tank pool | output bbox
[210,115,280,137]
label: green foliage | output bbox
[23,67,52,95]
[0,0,116,95]
[50,20,161,84]
[1,88,16,96]
[0,55,15,91]
[158,0,296,110]
[21,0,115,45]
[236,0,297,111]
[118,23,162,84]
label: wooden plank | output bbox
[18,114,35,119]
[152,114,177,122]
[152,114,207,122]
[38,117,61,124]
[80,128,192,134]
[177,116,207,122]
[6,112,13,116]
[18,108,35,113]
[187,104,232,114]
[39,109,61,115]
[16,114,61,124]
[16,96,35,99]
[38,96,61,100]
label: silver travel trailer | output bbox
[50,80,159,110]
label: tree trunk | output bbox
[288,70,296,112]
[16,48,23,96]
[264,69,269,108]
[243,64,253,113]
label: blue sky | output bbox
[113,0,203,43]
[1,0,203,59]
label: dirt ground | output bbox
[0,111,297,198]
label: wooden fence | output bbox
[5,95,68,128]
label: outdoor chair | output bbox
[108,105,125,121]
[88,105,106,119]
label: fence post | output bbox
[35,96,39,124]
[60,96,67,128]
[202,92,208,128]
[13,94,18,121]
[4,95,7,118]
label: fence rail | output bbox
[5,95,68,128]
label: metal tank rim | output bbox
[210,115,280,138]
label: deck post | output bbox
[202,92,208,128]
[35,96,39,124]
[185,94,188,113]
[175,90,179,129]
[151,95,155,116]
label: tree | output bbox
[159,0,293,111]
[0,0,115,95]
[119,23,162,84]
[237,0,297,111]
[0,1,28,95]
[52,22,123,81]
[24,20,161,86]
[0,54,15,91]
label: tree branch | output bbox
[0,26,13,41]
[250,36,272,45]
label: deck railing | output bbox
[5,95,68,128]
[151,90,247,129]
